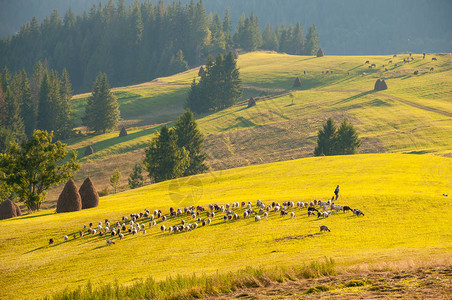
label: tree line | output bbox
[0,0,320,93]
[0,64,73,152]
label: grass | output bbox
[0,153,451,299]
[47,258,335,300]
[49,51,452,204]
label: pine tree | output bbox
[304,24,320,55]
[2,67,25,141]
[174,109,208,176]
[314,118,337,156]
[168,50,189,75]
[37,72,54,132]
[56,69,73,139]
[128,163,144,189]
[83,73,120,133]
[336,120,361,154]
[293,22,305,55]
[143,125,189,183]
[262,24,279,51]
[110,168,121,193]
[16,70,37,137]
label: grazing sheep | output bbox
[142,229,146,235]
[331,204,343,212]
[290,212,295,218]
[263,212,268,218]
[119,233,124,240]
[168,226,173,233]
[63,235,69,242]
[162,215,167,221]
[241,202,246,207]
[267,205,272,211]
[49,238,55,245]
[365,60,369,64]
[79,231,84,238]
[274,206,280,212]
[280,210,288,216]
[233,213,239,220]
[432,57,437,61]
[202,220,206,226]
[414,70,419,75]
[255,215,261,221]
[243,211,249,218]
[223,215,228,221]
[160,225,166,232]
[111,229,116,236]
[211,212,215,218]
[308,211,315,216]
[181,219,185,226]
[430,67,434,71]
[206,218,211,225]
[92,229,97,235]
[132,229,137,235]
[308,207,319,213]
[353,209,365,217]
[191,214,196,219]
[193,223,198,229]
[106,239,115,245]
[389,60,392,63]
[83,224,87,229]
[385,68,388,71]
[343,206,353,213]
[320,225,330,232]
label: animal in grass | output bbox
[106,239,115,246]
[353,209,365,217]
[343,206,353,213]
[334,185,340,200]
[308,207,319,213]
[320,225,331,232]
[49,238,54,245]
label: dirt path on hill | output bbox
[313,88,452,118]
[204,266,452,299]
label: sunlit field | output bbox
[1,153,451,299]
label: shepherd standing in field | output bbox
[334,185,340,200]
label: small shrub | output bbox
[98,187,109,197]
[305,285,330,294]
[345,279,367,287]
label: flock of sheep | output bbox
[49,196,365,246]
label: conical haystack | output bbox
[80,177,99,209]
[374,79,382,91]
[56,179,82,213]
[374,79,388,91]
[85,146,94,156]
[0,199,20,220]
[247,97,256,108]
[198,66,205,76]
[119,127,128,137]
[293,77,302,88]
[317,48,324,57]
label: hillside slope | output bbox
[56,52,452,204]
[0,153,451,299]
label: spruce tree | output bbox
[304,24,320,55]
[83,73,120,133]
[262,24,279,51]
[128,163,144,189]
[174,109,208,176]
[143,125,189,183]
[37,72,54,132]
[56,69,73,139]
[314,118,337,156]
[336,120,361,154]
[2,68,25,141]
[14,70,35,138]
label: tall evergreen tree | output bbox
[293,22,305,55]
[2,68,25,141]
[13,70,35,138]
[128,163,144,189]
[37,71,55,132]
[314,118,337,156]
[336,120,361,154]
[83,73,120,133]
[143,125,189,183]
[262,23,279,51]
[56,69,73,139]
[304,24,320,55]
[174,109,208,176]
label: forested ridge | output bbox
[0,0,319,93]
[1,0,451,55]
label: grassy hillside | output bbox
[52,51,452,204]
[0,153,451,299]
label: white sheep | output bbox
[263,212,268,218]
[255,215,261,221]
[206,218,211,225]
[193,223,198,229]
[160,225,166,232]
[290,212,295,218]
[119,233,124,240]
[243,211,249,218]
[64,235,68,242]
[106,239,115,245]
[142,229,146,235]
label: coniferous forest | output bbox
[0,0,320,93]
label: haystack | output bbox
[0,199,21,220]
[374,79,388,91]
[317,48,324,57]
[79,177,99,209]
[85,146,94,156]
[56,179,82,213]
[293,77,302,88]
[119,127,128,137]
[198,66,205,76]
[247,97,256,108]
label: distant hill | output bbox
[1,0,451,54]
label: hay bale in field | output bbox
[84,146,94,156]
[198,66,205,76]
[317,48,324,57]
[0,199,21,220]
[374,79,388,91]
[79,177,99,209]
[293,77,302,88]
[56,179,82,213]
[119,127,127,137]
[247,97,256,108]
